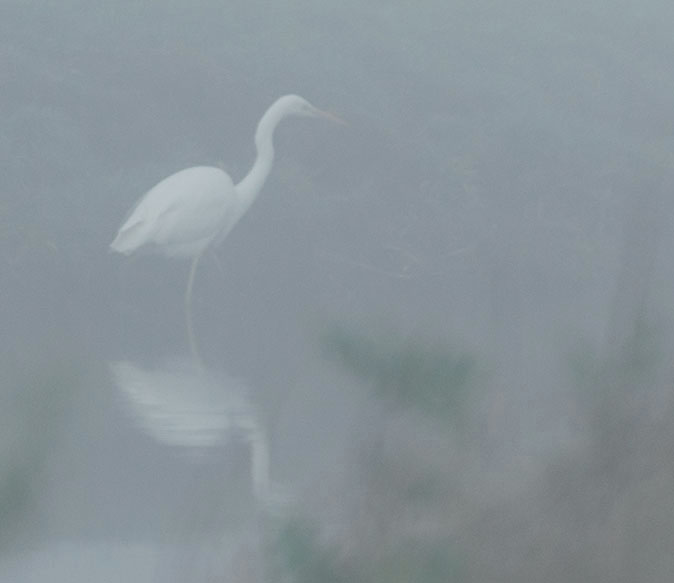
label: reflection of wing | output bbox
[110,359,278,504]
[110,359,255,450]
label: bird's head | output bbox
[277,94,345,124]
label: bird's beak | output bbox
[313,107,347,125]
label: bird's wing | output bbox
[111,167,236,256]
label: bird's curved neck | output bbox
[235,104,284,213]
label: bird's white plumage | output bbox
[109,94,340,362]
[110,166,237,258]
[110,95,339,261]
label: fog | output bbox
[2,1,674,581]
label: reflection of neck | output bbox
[249,424,270,502]
[235,102,285,215]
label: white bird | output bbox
[110,94,342,362]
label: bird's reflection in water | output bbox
[110,358,274,505]
[110,358,289,581]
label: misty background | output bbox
[2,0,674,581]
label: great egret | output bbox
[110,95,342,362]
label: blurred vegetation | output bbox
[267,321,674,583]
[272,519,350,583]
[323,326,477,424]
[265,327,476,583]
[0,365,80,552]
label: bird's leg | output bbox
[209,248,227,282]
[186,252,204,368]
